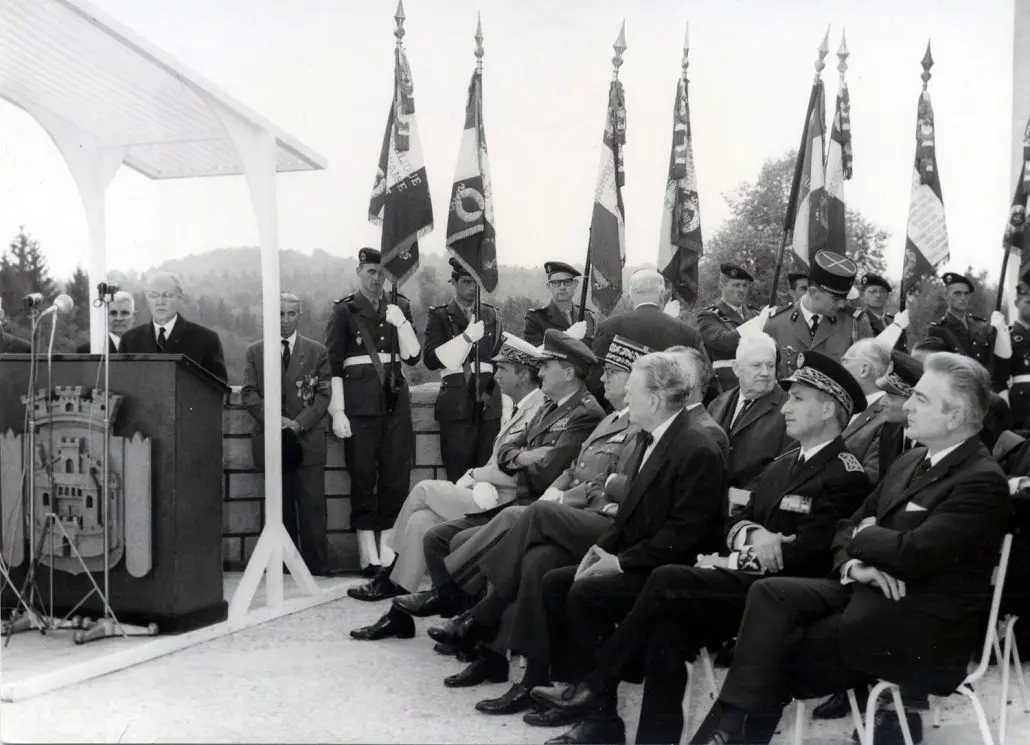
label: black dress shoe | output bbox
[523,707,581,728]
[349,611,415,641]
[545,717,625,744]
[531,682,606,715]
[456,647,480,663]
[433,642,459,656]
[814,690,867,720]
[475,683,536,715]
[444,655,509,688]
[852,709,924,745]
[427,610,494,647]
[347,571,405,602]
[393,590,443,617]
[360,564,384,579]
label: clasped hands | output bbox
[695,528,795,573]
[281,416,302,434]
[574,545,622,582]
[848,516,906,601]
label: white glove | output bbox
[456,470,475,489]
[395,313,421,359]
[877,322,903,349]
[472,481,500,510]
[328,377,352,438]
[331,411,352,439]
[463,317,485,343]
[385,304,407,328]
[738,306,774,337]
[663,300,682,318]
[893,310,910,330]
[540,487,563,503]
[991,311,1007,332]
[566,320,588,340]
[994,317,1013,359]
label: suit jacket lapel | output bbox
[527,387,588,442]
[283,337,308,392]
[783,437,845,493]
[547,301,570,330]
[164,316,187,349]
[717,300,745,325]
[811,313,835,349]
[448,300,470,332]
[616,410,687,525]
[884,437,982,514]
[711,390,738,432]
[844,399,880,439]
[582,410,627,448]
[732,391,771,434]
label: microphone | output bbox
[22,292,44,310]
[40,294,74,317]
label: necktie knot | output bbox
[156,326,167,350]
[281,339,291,370]
[810,314,821,334]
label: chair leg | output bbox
[700,648,718,700]
[680,661,694,745]
[931,697,942,728]
[791,699,806,745]
[1001,618,1014,745]
[1008,619,1029,712]
[864,681,893,745]
[957,682,996,745]
[887,686,916,745]
[847,690,868,745]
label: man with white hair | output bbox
[0,296,30,353]
[76,290,136,353]
[707,333,792,488]
[838,338,900,482]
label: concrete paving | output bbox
[2,587,1029,744]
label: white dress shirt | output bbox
[153,314,179,341]
[281,331,298,358]
[638,410,680,471]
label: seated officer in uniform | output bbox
[423,257,503,481]
[689,353,1009,745]
[697,263,760,391]
[925,272,1011,392]
[853,274,905,351]
[524,262,596,347]
[530,350,871,745]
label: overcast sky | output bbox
[0,0,1016,284]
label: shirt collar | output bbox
[616,407,629,418]
[722,299,744,316]
[633,301,661,310]
[927,439,966,467]
[514,388,542,410]
[866,390,886,407]
[153,314,178,335]
[799,437,835,461]
[799,297,818,326]
[647,410,679,446]
[281,331,298,350]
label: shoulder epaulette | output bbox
[429,304,448,312]
[395,292,410,302]
[530,306,549,313]
[335,295,354,306]
[838,451,864,474]
[852,308,865,320]
[480,301,497,309]
[971,314,986,322]
[928,317,944,327]
[768,303,793,318]
[702,304,719,313]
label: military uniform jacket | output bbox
[926,312,1009,391]
[423,299,502,422]
[725,437,871,578]
[697,300,759,361]
[707,386,793,488]
[554,409,638,512]
[496,386,606,498]
[855,308,906,352]
[843,393,906,482]
[523,300,597,347]
[324,291,419,417]
[833,437,1010,694]
[764,301,871,378]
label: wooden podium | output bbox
[0,354,229,633]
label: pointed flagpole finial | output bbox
[681,21,690,76]
[474,12,484,71]
[837,29,849,78]
[612,20,627,78]
[815,25,830,79]
[394,0,406,45]
[921,40,933,88]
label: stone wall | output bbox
[221,383,445,571]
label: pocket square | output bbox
[904,502,928,512]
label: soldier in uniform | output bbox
[697,263,760,391]
[764,250,873,378]
[853,273,905,351]
[524,261,597,347]
[1010,282,1030,431]
[787,271,809,304]
[423,258,503,481]
[325,247,422,576]
[925,272,1011,392]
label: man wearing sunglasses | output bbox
[524,262,596,348]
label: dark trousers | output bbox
[438,416,501,482]
[344,405,413,531]
[423,515,492,588]
[1012,383,1030,432]
[283,465,329,574]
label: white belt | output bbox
[443,363,494,377]
[712,360,735,370]
[343,353,397,367]
[1013,375,1030,385]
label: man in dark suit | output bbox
[689,352,1010,745]
[241,292,332,574]
[431,351,728,718]
[707,332,792,488]
[524,262,597,347]
[423,258,503,481]
[0,296,30,353]
[838,338,899,482]
[75,290,136,353]
[531,350,871,745]
[697,263,761,391]
[120,272,227,383]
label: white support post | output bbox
[15,102,125,349]
[205,97,318,621]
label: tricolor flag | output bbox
[825,59,852,255]
[587,76,627,315]
[658,66,704,306]
[901,48,949,297]
[788,80,829,268]
[446,65,498,292]
[1002,129,1030,304]
[369,44,434,288]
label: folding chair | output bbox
[997,610,1029,744]
[789,691,868,745]
[680,647,720,745]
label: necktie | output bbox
[627,431,655,477]
[810,315,821,336]
[910,457,932,486]
[732,397,754,428]
[282,339,291,372]
[790,451,807,477]
[156,326,167,351]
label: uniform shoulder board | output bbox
[768,303,793,319]
[928,317,944,327]
[838,452,864,474]
[429,304,448,312]
[852,308,865,320]
[480,301,498,309]
[702,304,719,312]
[335,294,354,305]
[971,314,986,323]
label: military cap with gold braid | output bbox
[604,335,652,373]
[876,350,923,398]
[781,349,866,419]
[537,328,598,377]
[491,333,541,369]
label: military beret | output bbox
[544,261,581,279]
[942,272,974,292]
[781,349,866,419]
[787,272,809,287]
[281,427,303,474]
[358,247,381,265]
[860,274,892,292]
[808,250,858,298]
[604,335,652,373]
[491,333,541,369]
[449,257,472,280]
[538,328,597,377]
[876,351,923,398]
[720,263,754,282]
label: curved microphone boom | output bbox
[40,294,74,317]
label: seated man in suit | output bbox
[120,272,227,383]
[429,351,729,718]
[531,350,872,744]
[689,352,1010,745]
[0,296,30,353]
[241,292,333,575]
[707,333,792,489]
[665,346,731,459]
[838,338,897,482]
[76,290,136,353]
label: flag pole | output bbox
[769,28,829,307]
[900,44,934,313]
[388,1,404,385]
[996,119,1030,312]
[473,14,484,419]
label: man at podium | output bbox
[120,272,227,384]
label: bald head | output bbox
[144,272,184,325]
[628,269,666,308]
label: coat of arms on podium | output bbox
[0,386,153,577]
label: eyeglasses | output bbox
[548,279,577,288]
[145,291,179,300]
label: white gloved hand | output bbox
[456,471,475,489]
[385,304,407,328]
[991,311,1008,331]
[893,309,910,330]
[463,317,485,343]
[565,320,588,340]
[738,306,774,337]
[472,481,500,510]
[540,487,563,503]
[663,300,682,318]
[331,411,352,439]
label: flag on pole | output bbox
[825,34,852,255]
[659,31,704,306]
[369,28,434,288]
[789,80,828,268]
[901,44,949,296]
[1002,128,1030,303]
[587,24,628,316]
[446,30,497,292]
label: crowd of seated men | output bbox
[342,322,1028,745]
